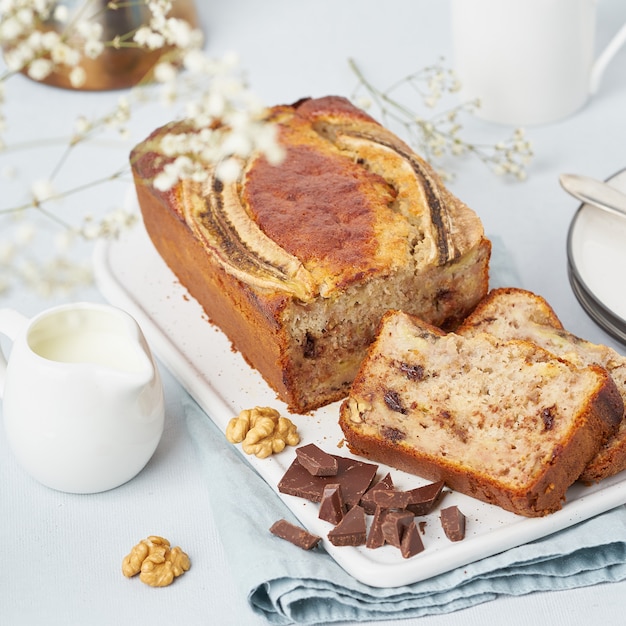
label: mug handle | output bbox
[590,21,626,94]
[0,309,29,399]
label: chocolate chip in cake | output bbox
[303,332,317,358]
[541,405,556,431]
[383,390,407,414]
[399,362,424,381]
[380,426,406,443]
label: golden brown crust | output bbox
[459,287,565,332]
[132,170,294,395]
[339,311,623,517]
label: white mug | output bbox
[0,302,165,493]
[450,0,626,125]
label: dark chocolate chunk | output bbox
[327,505,367,547]
[366,506,388,549]
[440,505,466,542]
[318,483,345,524]
[270,519,321,550]
[372,488,411,510]
[278,454,378,506]
[296,443,339,476]
[381,510,414,548]
[400,521,425,558]
[406,480,445,515]
[360,472,394,515]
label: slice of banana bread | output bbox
[338,310,623,517]
[458,287,626,483]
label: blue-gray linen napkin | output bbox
[184,236,626,624]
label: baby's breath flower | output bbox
[31,178,56,203]
[50,41,80,66]
[349,58,533,181]
[215,157,242,183]
[69,66,86,88]
[27,57,53,80]
[0,1,282,298]
[83,38,104,59]
[154,61,177,83]
[53,4,69,23]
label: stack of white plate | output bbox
[567,169,626,345]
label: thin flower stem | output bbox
[348,58,533,181]
[0,168,129,216]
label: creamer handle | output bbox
[590,21,626,94]
[0,309,29,399]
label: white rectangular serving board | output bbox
[93,223,626,588]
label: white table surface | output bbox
[2,1,626,624]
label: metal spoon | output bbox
[560,173,626,219]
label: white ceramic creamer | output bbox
[451,0,626,125]
[0,302,164,493]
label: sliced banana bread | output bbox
[458,287,626,482]
[339,310,623,517]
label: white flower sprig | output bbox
[349,58,533,181]
[141,51,285,192]
[0,1,284,297]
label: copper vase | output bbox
[22,0,201,91]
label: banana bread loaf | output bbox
[339,310,623,516]
[130,96,490,413]
[458,287,626,483]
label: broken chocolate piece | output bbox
[318,483,345,524]
[327,505,367,547]
[372,488,410,510]
[381,510,414,548]
[360,473,394,515]
[440,505,466,542]
[270,519,321,550]
[366,506,388,549]
[406,480,445,515]
[400,521,425,558]
[296,443,339,476]
[278,454,378,506]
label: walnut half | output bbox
[122,536,190,587]
[226,406,300,458]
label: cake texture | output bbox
[458,287,626,483]
[130,96,490,413]
[339,310,623,517]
